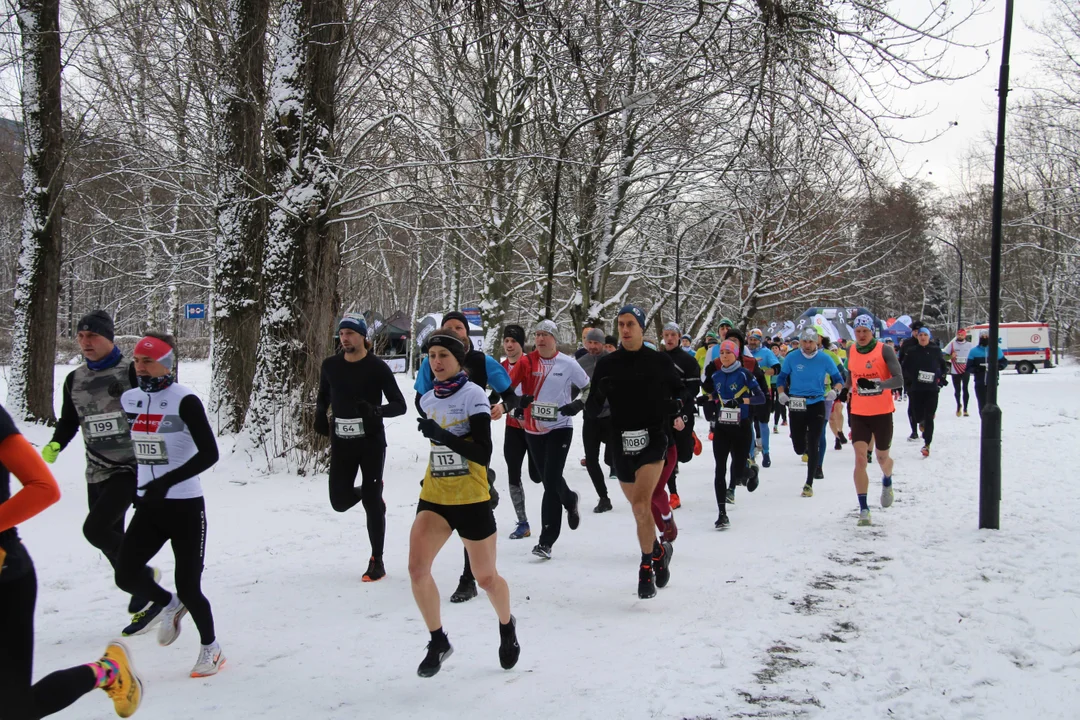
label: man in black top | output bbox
[660,323,701,507]
[41,310,155,621]
[315,314,407,582]
[587,305,683,599]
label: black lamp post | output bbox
[981,0,1014,531]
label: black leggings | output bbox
[909,391,939,447]
[83,473,154,601]
[0,565,99,720]
[773,388,787,425]
[952,372,970,411]
[582,416,612,500]
[328,439,387,559]
[712,421,750,510]
[114,497,216,645]
[789,401,826,485]
[504,425,537,524]
[525,428,575,548]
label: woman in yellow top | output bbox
[411,331,519,678]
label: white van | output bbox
[966,322,1052,374]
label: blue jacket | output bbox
[777,351,843,404]
[708,364,765,421]
[966,344,1007,386]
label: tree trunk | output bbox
[211,0,269,433]
[9,0,64,423]
[243,0,345,471]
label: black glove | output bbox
[511,407,525,422]
[139,477,171,508]
[357,400,381,419]
[559,399,584,417]
[695,395,709,408]
[837,387,849,403]
[518,394,534,411]
[417,417,449,443]
[722,398,740,409]
[314,413,330,437]
[666,399,682,416]
[856,377,878,390]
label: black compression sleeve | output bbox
[315,364,330,419]
[379,363,407,418]
[49,373,80,450]
[157,395,219,486]
[414,391,426,418]
[437,414,492,467]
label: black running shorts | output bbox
[848,413,893,451]
[612,427,669,483]
[416,499,496,541]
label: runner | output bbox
[772,341,789,433]
[776,329,843,498]
[747,329,781,468]
[680,334,695,354]
[966,331,1008,413]
[943,328,976,417]
[814,334,846,479]
[415,311,515,604]
[574,322,601,359]
[411,331,519,677]
[661,323,702,509]
[314,314,407,582]
[508,320,590,560]
[116,333,225,677]
[40,310,159,631]
[900,326,947,457]
[493,324,536,538]
[845,315,906,526]
[604,335,618,354]
[1,402,144,718]
[585,305,681,598]
[577,328,614,513]
[695,333,718,372]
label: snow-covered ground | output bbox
[7,360,1080,719]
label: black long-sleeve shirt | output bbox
[586,345,682,432]
[315,353,407,439]
[664,347,701,420]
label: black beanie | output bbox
[78,310,114,342]
[423,330,468,365]
[442,311,470,329]
[503,324,526,347]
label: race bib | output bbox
[858,379,883,396]
[917,371,935,384]
[83,412,127,442]
[430,447,468,478]
[622,429,650,455]
[133,434,168,465]
[717,408,740,424]
[531,403,559,421]
[335,418,365,438]
[789,397,807,412]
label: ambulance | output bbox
[966,322,1052,374]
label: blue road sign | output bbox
[184,303,206,320]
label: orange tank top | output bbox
[848,343,895,416]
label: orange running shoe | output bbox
[692,432,702,456]
[669,493,681,510]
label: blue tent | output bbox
[881,320,912,342]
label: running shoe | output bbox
[122,602,165,637]
[963,410,970,417]
[418,635,453,678]
[661,514,678,543]
[762,453,771,468]
[499,616,520,670]
[834,437,843,451]
[669,493,681,510]
[747,468,760,493]
[362,557,385,582]
[692,432,702,456]
[814,466,824,480]
[450,576,478,603]
[190,641,226,678]
[566,491,581,530]
[509,521,531,539]
[907,432,919,442]
[725,488,735,504]
[127,567,161,614]
[593,497,613,513]
[638,563,657,599]
[801,453,808,463]
[921,446,930,458]
[781,420,788,426]
[579,457,587,467]
[714,513,730,530]
[881,485,895,508]
[531,544,552,560]
[857,509,872,526]
[157,597,188,647]
[100,640,143,718]
[652,542,673,589]
[956,408,962,417]
[801,484,814,498]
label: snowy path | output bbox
[10,362,1080,719]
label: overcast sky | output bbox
[890,0,1055,193]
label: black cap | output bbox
[77,310,114,342]
[604,335,618,347]
[503,324,526,347]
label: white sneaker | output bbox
[157,596,188,647]
[858,509,872,526]
[191,641,226,678]
[881,485,895,508]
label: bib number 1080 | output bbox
[622,430,649,455]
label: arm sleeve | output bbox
[438,414,492,467]
[0,434,62,532]
[315,364,330,419]
[49,373,80,449]
[584,361,608,417]
[156,395,219,486]
[485,357,512,393]
[879,345,906,390]
[414,392,426,418]
[379,364,407,418]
